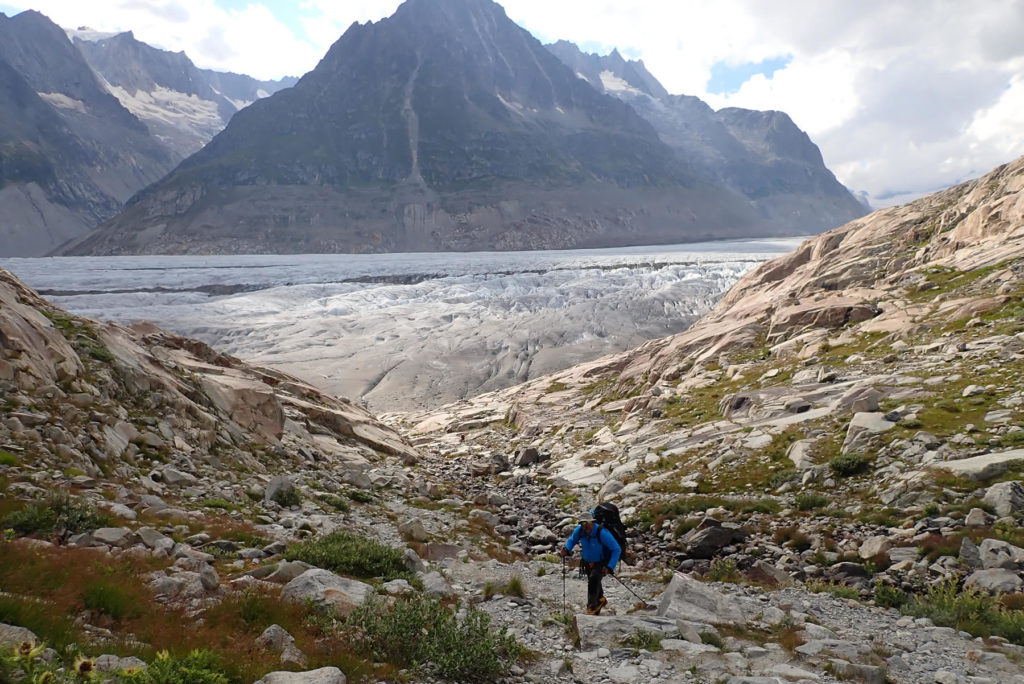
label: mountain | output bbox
[0,10,175,256]
[62,0,858,256]
[0,12,293,257]
[546,40,867,233]
[71,29,297,157]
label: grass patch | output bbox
[807,581,860,600]
[620,629,662,651]
[284,530,412,582]
[773,526,812,552]
[0,450,19,467]
[795,493,829,511]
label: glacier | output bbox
[2,238,802,412]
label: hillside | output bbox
[2,157,1023,682]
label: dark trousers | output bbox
[584,561,607,610]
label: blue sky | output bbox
[2,0,1023,209]
[707,56,792,96]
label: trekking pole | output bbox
[610,572,649,609]
[561,554,567,614]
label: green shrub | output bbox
[704,558,741,583]
[202,498,236,511]
[345,593,522,681]
[5,492,111,536]
[347,489,375,504]
[795,493,828,511]
[934,399,961,413]
[829,453,871,477]
[318,494,350,513]
[0,450,18,467]
[699,631,723,648]
[270,485,301,508]
[901,579,1024,644]
[873,582,910,609]
[1001,430,1024,447]
[284,530,410,581]
[122,649,231,684]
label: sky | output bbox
[2,0,1023,209]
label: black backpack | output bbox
[593,502,633,565]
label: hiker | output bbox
[559,510,621,615]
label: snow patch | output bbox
[38,92,87,113]
[496,92,524,114]
[65,27,119,42]
[104,83,222,128]
[599,70,642,95]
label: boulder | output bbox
[398,518,428,542]
[964,569,1024,594]
[979,538,1024,570]
[656,572,745,624]
[575,614,680,650]
[983,480,1024,518]
[859,536,891,560]
[281,570,372,617]
[680,518,748,559]
[931,450,1024,481]
[420,571,455,598]
[842,412,895,454]
[253,668,345,684]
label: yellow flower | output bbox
[72,655,95,675]
[15,641,45,660]
[34,672,55,684]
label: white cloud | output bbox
[3,0,1023,208]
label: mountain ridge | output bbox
[0,10,293,257]
[61,0,865,256]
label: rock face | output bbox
[545,41,866,235]
[62,0,861,256]
[72,30,295,159]
[0,11,292,257]
[0,266,418,477]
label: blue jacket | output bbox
[565,523,621,571]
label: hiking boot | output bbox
[585,607,597,615]
[594,596,607,615]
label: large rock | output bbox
[253,667,345,684]
[281,569,372,617]
[841,412,895,454]
[656,572,745,624]
[859,536,891,560]
[201,371,285,442]
[575,614,680,650]
[931,450,1024,481]
[979,538,1024,570]
[983,480,1024,517]
[964,569,1024,594]
[680,518,748,559]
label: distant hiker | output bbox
[559,510,621,615]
